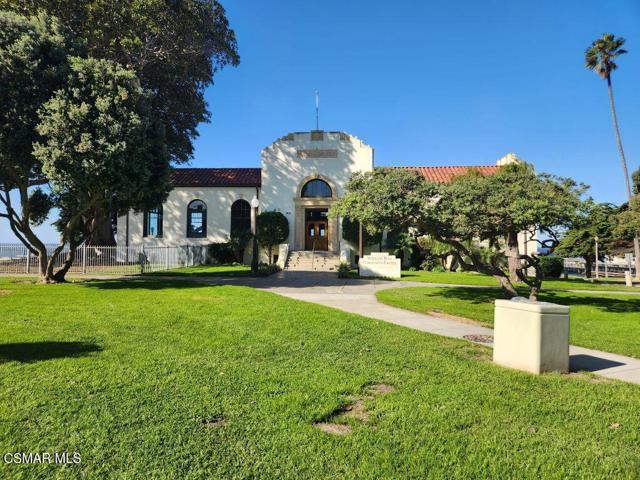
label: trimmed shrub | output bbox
[337,262,351,278]
[539,255,564,278]
[255,262,281,277]
[256,211,289,263]
[207,243,236,264]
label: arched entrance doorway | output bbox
[293,176,339,252]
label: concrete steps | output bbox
[284,250,341,272]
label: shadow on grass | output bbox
[541,291,640,313]
[79,278,218,291]
[431,287,640,313]
[147,266,253,278]
[0,341,102,363]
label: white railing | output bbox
[563,258,636,278]
[0,244,207,275]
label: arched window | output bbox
[230,199,251,237]
[301,179,332,198]
[187,200,207,238]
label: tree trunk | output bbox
[584,258,593,279]
[86,206,116,246]
[37,247,48,279]
[607,75,640,279]
[506,231,520,283]
[495,275,518,298]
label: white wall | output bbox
[117,186,258,247]
[260,131,374,246]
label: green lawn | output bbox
[377,286,640,358]
[399,269,639,292]
[149,264,252,277]
[1,277,639,479]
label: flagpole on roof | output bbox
[315,90,319,130]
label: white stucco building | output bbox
[117,130,535,265]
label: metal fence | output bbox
[0,244,207,275]
[563,258,636,278]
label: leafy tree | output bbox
[341,216,382,248]
[333,165,584,300]
[387,231,416,265]
[538,256,564,279]
[435,164,584,298]
[585,33,640,278]
[0,12,70,255]
[2,0,240,243]
[0,11,72,279]
[331,168,436,234]
[632,167,640,195]
[613,196,640,244]
[2,0,239,164]
[0,11,171,282]
[229,229,253,263]
[256,211,289,263]
[555,202,618,278]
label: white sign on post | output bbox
[359,252,401,278]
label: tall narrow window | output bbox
[187,200,207,238]
[230,199,251,237]
[143,207,163,238]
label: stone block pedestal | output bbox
[493,298,570,374]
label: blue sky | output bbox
[2,0,640,242]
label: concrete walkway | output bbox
[186,270,640,385]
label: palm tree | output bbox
[586,33,640,279]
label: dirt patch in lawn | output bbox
[0,290,12,296]
[202,415,226,429]
[314,383,395,435]
[367,383,395,395]
[314,422,352,435]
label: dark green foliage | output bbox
[255,262,281,277]
[387,231,417,265]
[335,164,584,299]
[337,262,351,278]
[1,0,240,164]
[555,202,618,278]
[35,57,171,216]
[0,10,173,281]
[632,168,640,195]
[207,242,236,264]
[26,188,55,226]
[420,256,439,271]
[256,211,289,262]
[341,217,381,246]
[539,256,564,278]
[585,33,627,79]
[229,230,252,263]
[0,10,72,182]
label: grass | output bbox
[0,277,639,478]
[148,264,252,277]
[399,269,640,292]
[376,286,640,358]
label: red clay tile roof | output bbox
[384,165,501,183]
[170,168,261,187]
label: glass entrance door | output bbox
[304,209,329,250]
